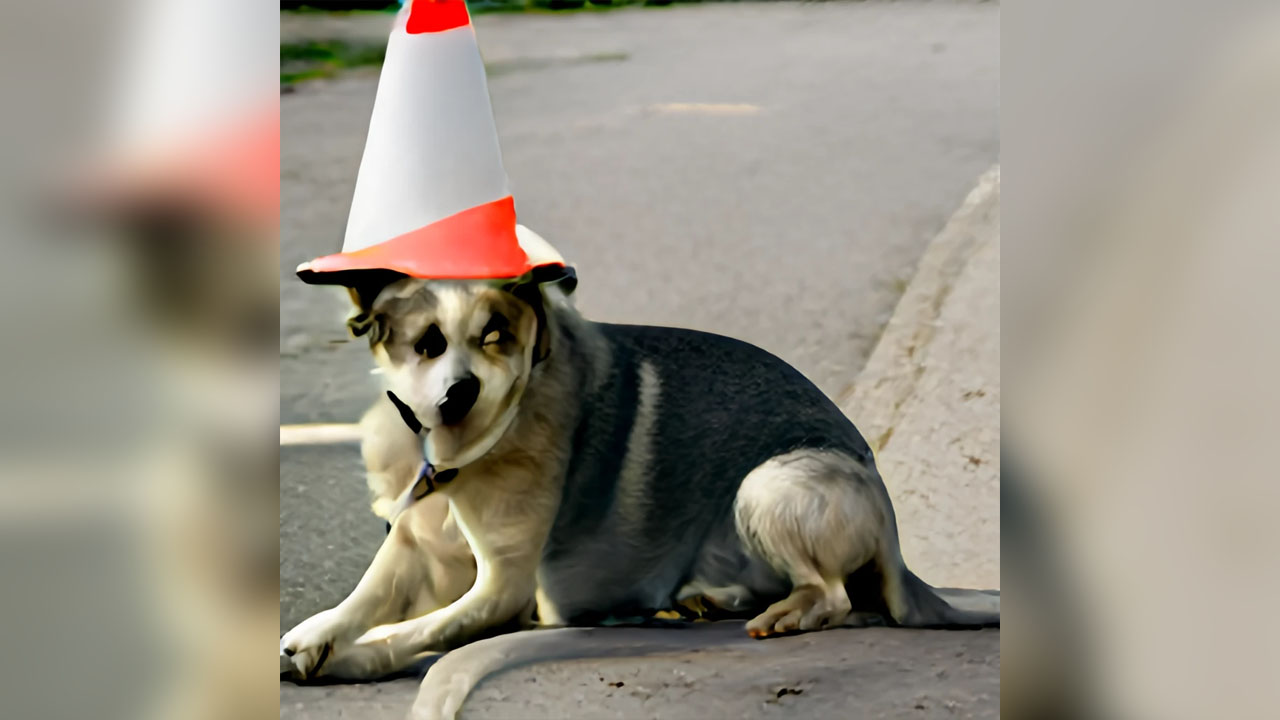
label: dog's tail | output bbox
[893,566,1000,627]
[856,472,998,628]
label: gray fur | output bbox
[529,293,996,628]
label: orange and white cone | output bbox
[297,0,567,285]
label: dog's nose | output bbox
[438,374,480,426]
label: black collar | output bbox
[412,461,458,500]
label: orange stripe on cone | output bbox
[298,196,547,282]
[407,0,471,34]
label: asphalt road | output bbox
[280,0,999,424]
[281,2,998,717]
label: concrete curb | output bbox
[839,165,1000,589]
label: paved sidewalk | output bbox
[839,166,1000,590]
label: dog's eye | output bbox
[414,324,447,358]
[482,329,516,347]
[480,313,512,347]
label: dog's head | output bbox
[347,272,569,470]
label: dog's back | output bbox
[539,322,875,620]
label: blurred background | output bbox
[0,0,1276,718]
[1004,2,1280,718]
[0,1,280,719]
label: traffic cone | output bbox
[296,0,567,285]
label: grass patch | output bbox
[282,0,675,19]
[281,39,387,85]
[280,0,671,86]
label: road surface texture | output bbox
[281,2,998,718]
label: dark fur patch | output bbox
[509,284,551,365]
[386,390,422,434]
[481,311,510,339]
[415,323,447,358]
[347,311,391,348]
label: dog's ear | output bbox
[509,282,549,364]
[533,264,577,296]
[346,308,391,347]
[506,266,576,365]
[346,287,390,346]
[344,272,402,347]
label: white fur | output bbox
[611,360,661,535]
[283,279,572,681]
[734,450,884,636]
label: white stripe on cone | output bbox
[343,13,510,254]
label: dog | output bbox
[280,251,999,685]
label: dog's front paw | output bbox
[280,607,353,681]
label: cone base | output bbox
[298,196,560,284]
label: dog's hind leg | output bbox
[734,448,999,637]
[734,450,880,638]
